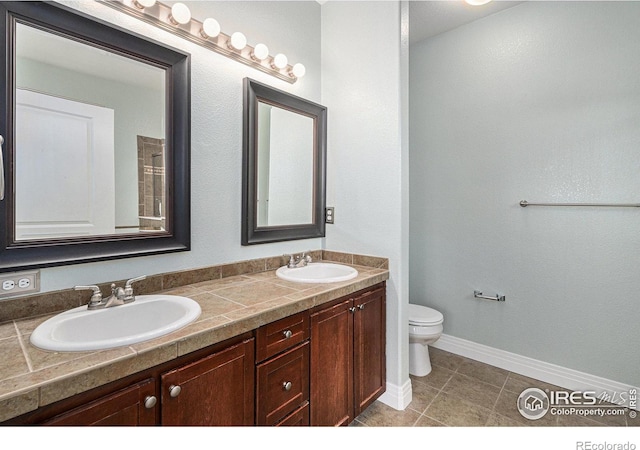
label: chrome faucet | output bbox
[75,275,147,310]
[285,252,312,269]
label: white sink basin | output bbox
[30,295,201,352]
[276,263,358,284]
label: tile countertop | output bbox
[0,262,388,422]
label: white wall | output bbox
[410,1,640,386]
[322,1,410,408]
[29,0,321,293]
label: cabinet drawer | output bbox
[256,311,310,362]
[256,341,310,426]
[275,402,309,426]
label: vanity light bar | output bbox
[99,0,304,84]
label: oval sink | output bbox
[30,295,201,352]
[276,263,358,284]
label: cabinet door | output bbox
[161,338,255,426]
[353,287,386,416]
[310,299,353,426]
[43,378,156,426]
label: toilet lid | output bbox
[408,304,443,325]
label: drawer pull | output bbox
[282,381,292,391]
[283,329,293,339]
[169,384,182,398]
[144,395,157,409]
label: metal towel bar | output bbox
[474,290,505,302]
[520,200,640,208]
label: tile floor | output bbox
[352,347,637,427]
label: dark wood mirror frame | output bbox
[0,1,191,272]
[242,78,327,245]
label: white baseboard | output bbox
[432,334,639,410]
[378,378,413,410]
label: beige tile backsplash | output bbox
[0,250,384,323]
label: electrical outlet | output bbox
[325,207,335,224]
[0,270,40,298]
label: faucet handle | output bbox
[124,275,146,302]
[125,275,147,288]
[302,251,312,263]
[74,285,102,308]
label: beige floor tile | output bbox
[407,381,439,414]
[442,372,502,410]
[355,400,421,427]
[485,411,524,426]
[424,392,492,426]
[503,372,560,394]
[415,415,446,427]
[556,412,609,427]
[429,347,466,372]
[411,364,454,390]
[456,358,509,388]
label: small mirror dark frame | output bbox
[242,78,327,245]
[0,1,191,272]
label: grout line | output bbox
[14,321,34,373]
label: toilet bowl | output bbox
[408,303,444,376]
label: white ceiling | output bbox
[409,1,524,45]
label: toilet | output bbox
[408,303,444,376]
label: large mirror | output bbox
[0,1,190,272]
[242,78,327,245]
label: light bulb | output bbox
[200,18,221,39]
[132,0,156,9]
[271,53,288,70]
[290,63,306,78]
[251,43,269,61]
[464,0,492,5]
[228,32,247,51]
[168,3,191,25]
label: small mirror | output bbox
[0,1,190,272]
[242,78,327,245]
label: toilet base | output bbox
[409,342,433,377]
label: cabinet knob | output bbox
[282,381,292,391]
[358,304,365,310]
[349,307,356,313]
[282,329,293,339]
[169,384,182,398]
[144,395,157,409]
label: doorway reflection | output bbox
[137,135,166,231]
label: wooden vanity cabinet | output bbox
[5,282,386,427]
[6,335,255,426]
[310,283,386,426]
[42,378,157,426]
[161,337,255,426]
[255,311,310,426]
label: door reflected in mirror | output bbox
[14,22,166,241]
[256,102,314,227]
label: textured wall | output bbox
[409,1,640,385]
[322,1,409,405]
